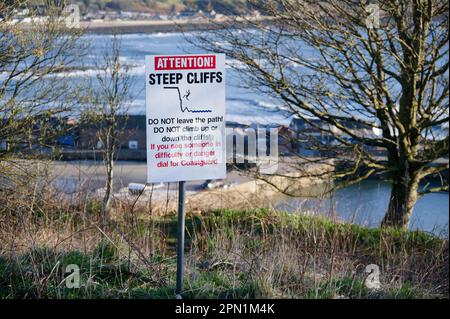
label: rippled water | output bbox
[276,180,449,236]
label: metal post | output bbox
[175,181,186,298]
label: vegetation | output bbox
[0,0,85,183]
[0,181,447,298]
[82,35,134,220]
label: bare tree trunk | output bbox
[102,131,114,225]
[382,167,420,229]
[103,157,113,219]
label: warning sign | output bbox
[145,54,226,183]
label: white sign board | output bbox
[145,54,226,183]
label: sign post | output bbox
[145,54,226,297]
[176,181,185,296]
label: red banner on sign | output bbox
[154,55,216,70]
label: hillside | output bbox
[0,193,448,299]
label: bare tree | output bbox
[83,34,133,222]
[0,0,85,179]
[191,0,449,229]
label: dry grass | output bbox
[0,175,448,299]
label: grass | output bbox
[0,201,448,299]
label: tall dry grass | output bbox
[0,166,448,299]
